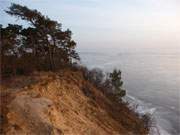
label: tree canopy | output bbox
[1,3,79,76]
[109,69,126,98]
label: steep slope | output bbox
[0,69,148,135]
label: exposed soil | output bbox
[0,69,148,135]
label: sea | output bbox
[79,48,180,135]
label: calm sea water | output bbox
[79,48,180,135]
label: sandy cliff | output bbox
[0,69,148,135]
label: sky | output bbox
[1,0,180,51]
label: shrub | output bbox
[88,68,104,87]
[80,66,126,99]
[102,76,113,93]
[142,113,153,130]
[82,84,95,100]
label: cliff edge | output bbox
[0,69,148,135]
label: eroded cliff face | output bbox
[0,69,147,135]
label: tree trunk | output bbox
[52,37,57,70]
[48,45,53,71]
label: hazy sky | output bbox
[1,0,180,51]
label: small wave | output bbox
[124,95,171,135]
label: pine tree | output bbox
[5,3,79,70]
[109,69,126,98]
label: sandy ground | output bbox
[0,69,148,135]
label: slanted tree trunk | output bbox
[47,44,54,71]
[52,37,57,70]
[12,50,18,76]
[44,36,54,71]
